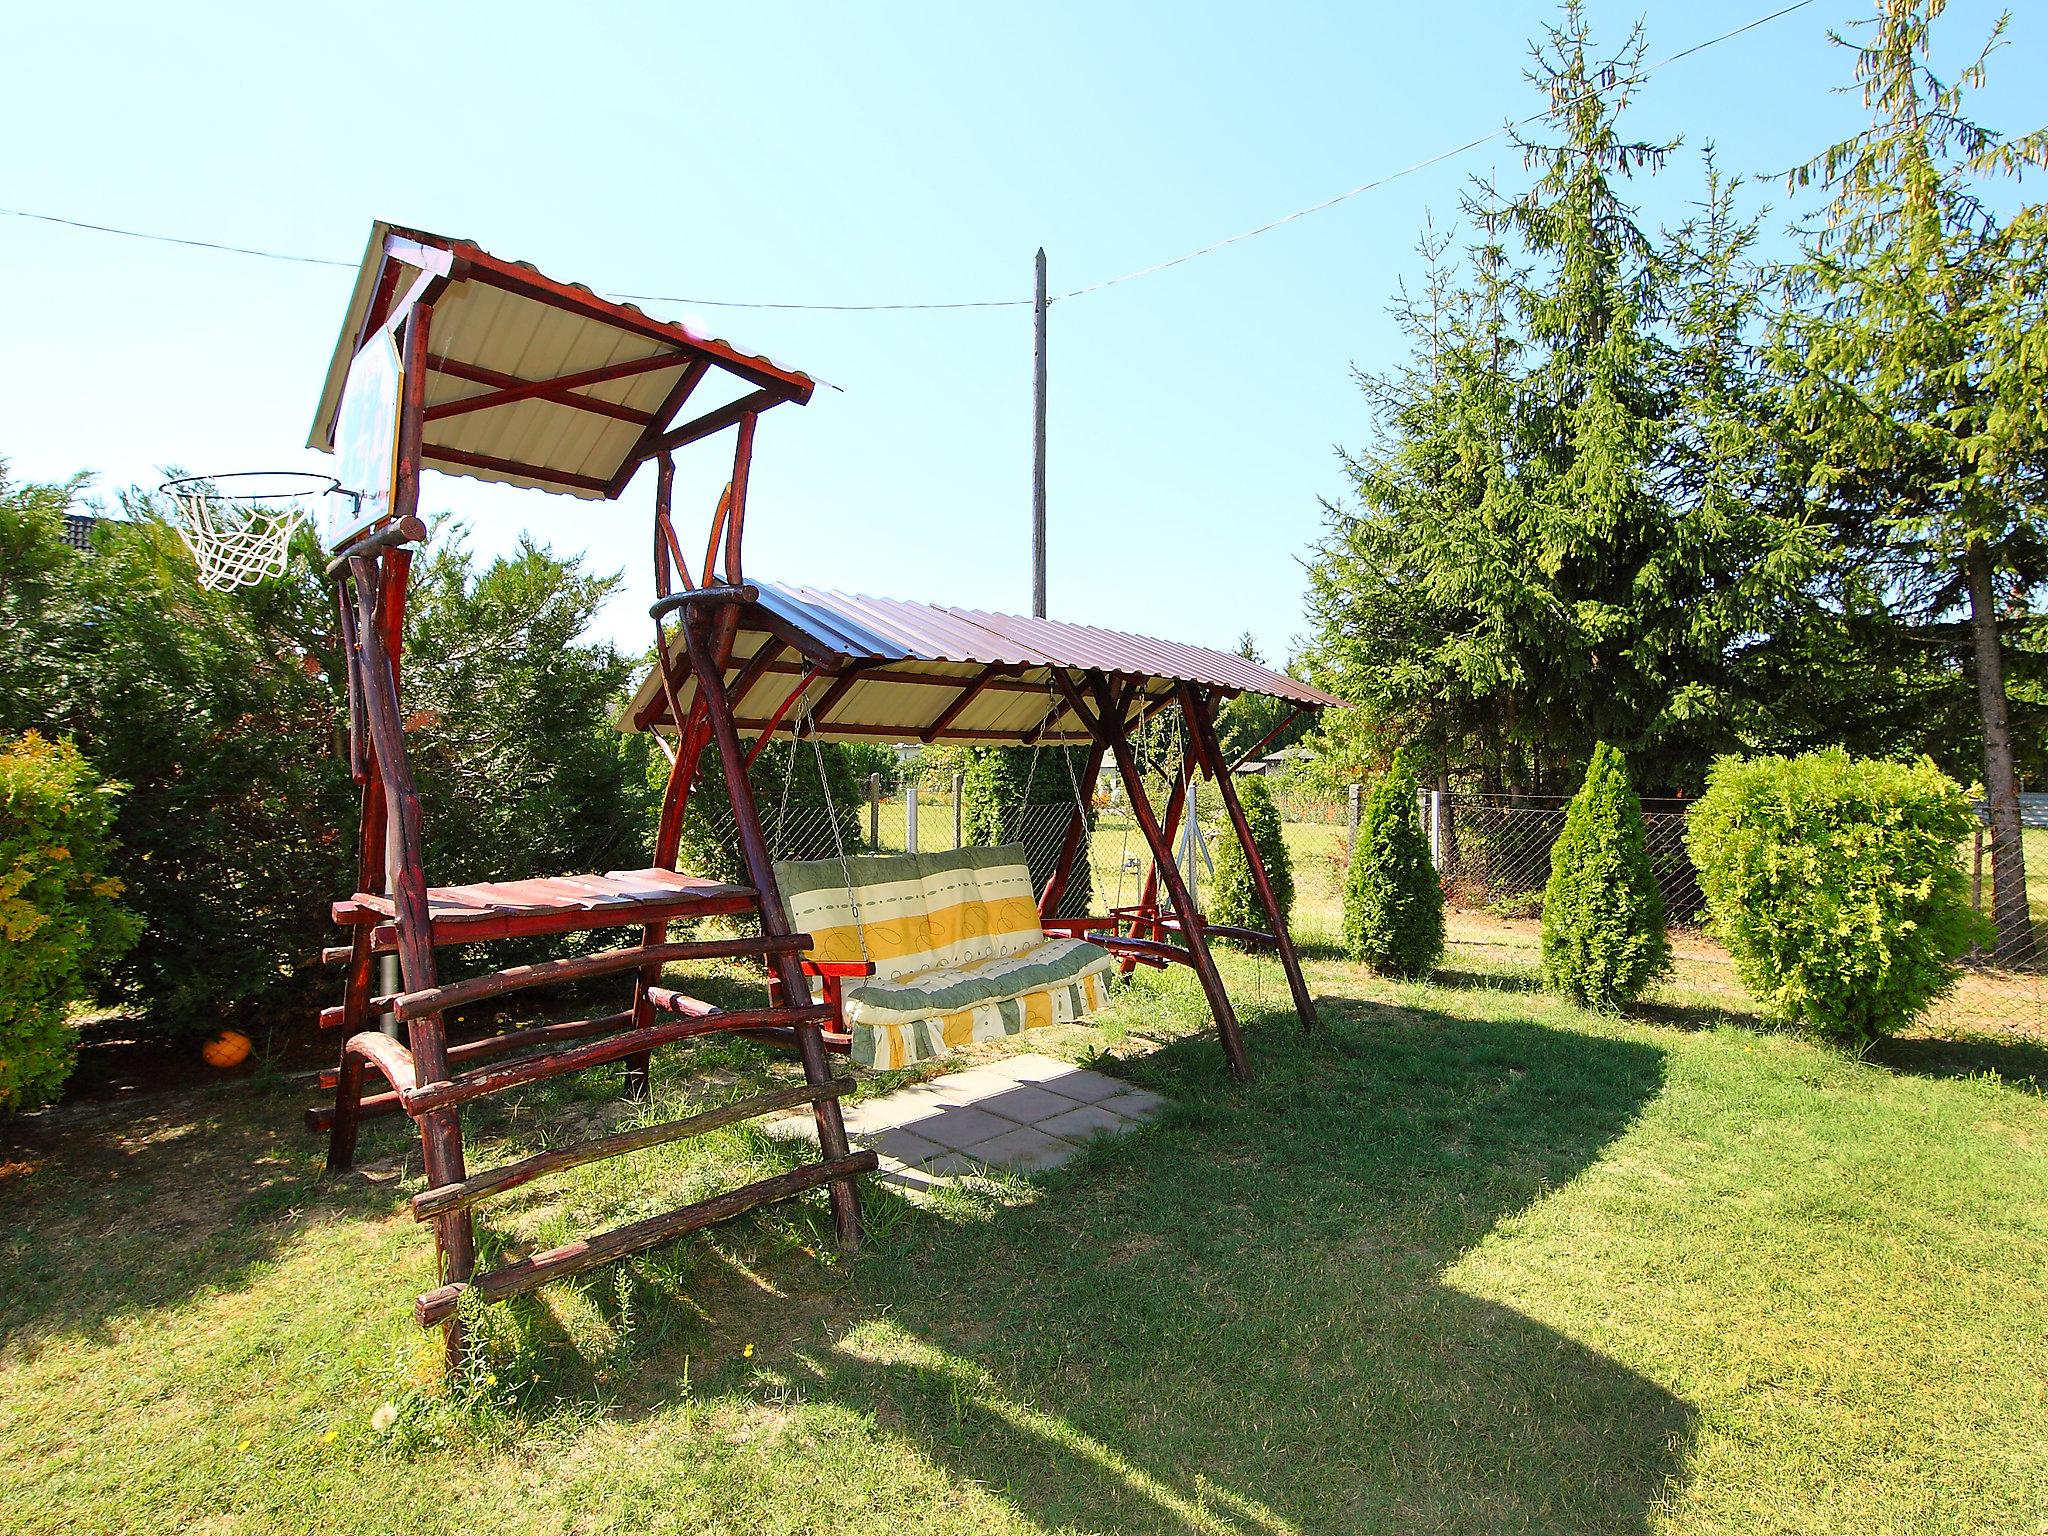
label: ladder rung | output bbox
[410,1078,855,1221]
[414,1149,877,1326]
[393,933,812,1022]
[401,1002,840,1115]
[318,1010,636,1089]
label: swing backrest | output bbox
[773,845,1044,982]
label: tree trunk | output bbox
[1964,538,2033,963]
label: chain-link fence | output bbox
[683,768,2044,1037]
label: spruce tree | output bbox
[1772,0,2048,961]
[1343,749,1443,977]
[1540,742,1669,1009]
[1209,772,1294,941]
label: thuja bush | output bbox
[1541,742,1669,1009]
[1210,773,1294,940]
[1343,749,1443,977]
[1687,750,1987,1046]
[0,734,138,1113]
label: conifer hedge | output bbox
[1540,742,1669,1009]
[1343,749,1443,977]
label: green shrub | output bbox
[961,745,1093,916]
[1,468,668,1033]
[1210,774,1294,940]
[0,734,139,1113]
[1343,748,1443,976]
[1541,742,1669,1009]
[1687,750,1988,1045]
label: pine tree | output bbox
[1343,749,1444,977]
[1304,2,1822,797]
[1210,772,1294,941]
[1540,742,1669,1009]
[1772,0,2048,961]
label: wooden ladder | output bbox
[320,529,871,1366]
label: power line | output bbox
[1055,0,1820,302]
[0,0,1819,314]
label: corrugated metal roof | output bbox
[623,580,1344,745]
[309,222,813,501]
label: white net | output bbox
[163,474,336,591]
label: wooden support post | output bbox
[1091,674,1251,1081]
[682,611,865,1251]
[1181,684,1317,1032]
[1032,246,1048,620]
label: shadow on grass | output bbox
[0,1075,397,1359]
[1869,1030,2048,1090]
[486,998,1688,1533]
[789,1004,1688,1534]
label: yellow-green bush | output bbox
[1687,750,1987,1045]
[0,734,138,1113]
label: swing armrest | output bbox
[1040,916,1117,937]
[800,959,876,978]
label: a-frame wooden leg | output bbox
[1180,684,1319,1032]
[347,550,476,1367]
[1084,674,1252,1082]
[681,609,865,1252]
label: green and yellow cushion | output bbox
[839,934,1115,1027]
[854,968,1113,1070]
[774,852,936,981]
[773,846,1114,1071]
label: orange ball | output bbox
[202,1030,252,1069]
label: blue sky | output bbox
[4,1,2041,666]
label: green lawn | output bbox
[4,938,2046,1535]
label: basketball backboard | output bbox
[326,330,403,549]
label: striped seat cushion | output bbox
[772,845,1113,1070]
[853,966,1112,1071]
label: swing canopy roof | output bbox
[308,222,814,501]
[624,580,1345,747]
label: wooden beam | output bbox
[391,933,811,1021]
[411,1079,855,1221]
[423,351,684,424]
[1181,683,1317,1031]
[607,360,714,497]
[641,389,782,459]
[921,663,1012,742]
[682,613,865,1252]
[421,444,613,496]
[413,1151,876,1327]
[1094,674,1250,1080]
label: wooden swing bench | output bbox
[301,224,1341,1368]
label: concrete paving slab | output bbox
[865,1126,949,1166]
[1038,1102,1138,1143]
[1096,1086,1169,1120]
[973,1082,1088,1125]
[1029,1066,1135,1105]
[961,1125,1083,1173]
[913,1104,1019,1151]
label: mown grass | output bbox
[3,936,2046,1535]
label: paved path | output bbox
[775,1053,1166,1190]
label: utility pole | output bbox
[1032,246,1048,619]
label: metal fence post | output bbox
[868,773,881,849]
[1347,783,1361,861]
[905,782,919,854]
[1429,788,1443,871]
[953,770,964,849]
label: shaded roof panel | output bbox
[623,580,1344,746]
[308,222,814,501]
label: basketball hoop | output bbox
[160,472,353,591]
